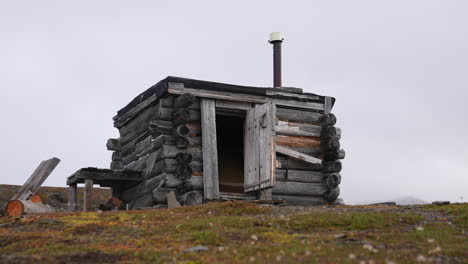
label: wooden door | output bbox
[244,102,276,192]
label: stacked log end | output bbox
[273,108,345,205]
[109,94,203,209]
[319,113,344,203]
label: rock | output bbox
[167,191,181,209]
[432,201,450,205]
[369,202,396,206]
[183,246,208,252]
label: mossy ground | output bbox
[0,202,466,263]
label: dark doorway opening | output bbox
[216,114,245,193]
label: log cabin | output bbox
[67,76,345,210]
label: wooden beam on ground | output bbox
[276,145,322,165]
[12,157,61,201]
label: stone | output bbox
[432,201,450,205]
[183,246,209,252]
[167,191,181,209]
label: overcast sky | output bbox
[1,1,467,204]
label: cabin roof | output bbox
[116,76,334,118]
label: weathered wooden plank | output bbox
[169,85,268,104]
[275,169,324,183]
[272,181,328,196]
[276,135,320,148]
[276,157,322,171]
[276,121,321,137]
[258,102,276,194]
[169,85,325,111]
[215,100,253,111]
[83,179,93,212]
[200,98,219,199]
[12,157,61,201]
[276,107,322,123]
[276,145,322,165]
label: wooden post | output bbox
[68,184,77,212]
[83,179,93,212]
[200,98,219,199]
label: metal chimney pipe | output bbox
[269,32,284,87]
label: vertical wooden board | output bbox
[244,107,256,191]
[200,98,219,199]
[324,96,332,115]
[244,103,276,193]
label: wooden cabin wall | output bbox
[272,105,344,205]
[107,94,203,209]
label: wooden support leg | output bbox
[258,189,272,200]
[68,184,77,212]
[111,184,122,199]
[83,179,93,212]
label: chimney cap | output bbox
[269,32,284,43]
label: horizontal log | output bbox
[106,139,121,151]
[135,136,152,155]
[276,121,321,137]
[176,152,192,164]
[276,157,322,171]
[323,173,341,188]
[322,187,340,202]
[149,120,174,135]
[174,109,200,125]
[110,161,123,170]
[120,175,165,203]
[319,113,337,126]
[276,135,320,149]
[131,193,154,210]
[322,149,345,161]
[153,187,177,204]
[114,96,173,128]
[173,124,190,138]
[147,159,201,178]
[179,191,203,206]
[276,107,322,123]
[276,169,324,183]
[161,174,203,189]
[320,138,340,152]
[111,152,122,161]
[321,126,342,140]
[122,152,137,166]
[272,195,327,206]
[322,160,342,173]
[272,181,328,196]
[174,93,197,109]
[175,164,192,179]
[186,122,201,137]
[5,200,56,216]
